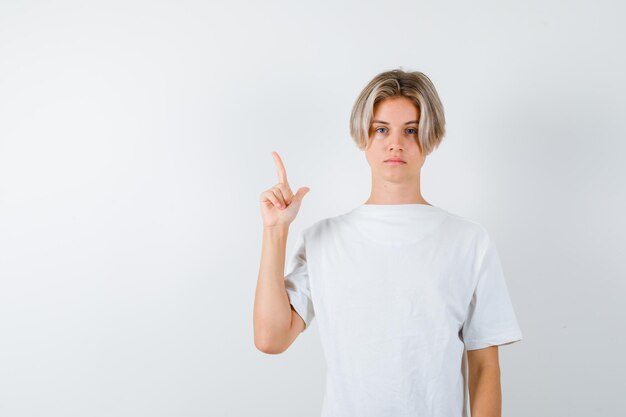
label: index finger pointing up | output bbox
[272,151,288,184]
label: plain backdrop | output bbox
[1,0,625,416]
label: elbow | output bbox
[254,336,286,355]
[256,342,286,355]
[254,328,287,355]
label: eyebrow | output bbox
[371,120,419,125]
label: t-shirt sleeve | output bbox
[284,231,315,332]
[461,231,523,351]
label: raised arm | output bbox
[253,151,310,354]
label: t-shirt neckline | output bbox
[354,202,442,213]
[344,202,448,245]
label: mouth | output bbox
[384,159,406,164]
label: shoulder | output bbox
[302,215,339,238]
[301,211,351,242]
[437,208,492,246]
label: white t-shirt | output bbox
[284,203,523,417]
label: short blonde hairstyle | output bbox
[349,68,446,155]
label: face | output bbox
[363,96,426,183]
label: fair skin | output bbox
[254,96,503,415]
[363,96,430,205]
[254,152,309,354]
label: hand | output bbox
[259,151,310,229]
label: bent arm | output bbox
[253,225,303,354]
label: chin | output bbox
[379,172,409,183]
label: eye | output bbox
[406,128,417,135]
[374,127,387,134]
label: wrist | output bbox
[263,223,290,234]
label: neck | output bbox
[365,174,429,205]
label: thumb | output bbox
[293,187,310,203]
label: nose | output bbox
[387,131,405,151]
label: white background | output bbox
[1,0,625,416]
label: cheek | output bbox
[406,140,423,156]
[364,151,380,167]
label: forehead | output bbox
[372,96,419,121]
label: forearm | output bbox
[468,364,502,417]
[253,225,293,350]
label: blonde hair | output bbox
[349,68,446,155]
